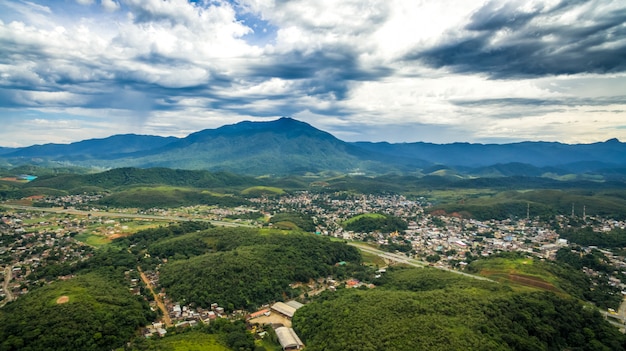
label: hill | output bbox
[292,267,625,351]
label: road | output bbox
[0,204,252,228]
[348,242,494,282]
[138,266,172,327]
[0,266,14,308]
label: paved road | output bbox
[349,242,494,282]
[0,204,252,228]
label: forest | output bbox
[0,272,154,351]
[293,268,626,351]
[154,227,362,310]
[343,213,408,233]
[559,226,626,248]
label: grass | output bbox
[241,186,285,195]
[361,251,387,267]
[143,332,229,351]
[343,213,385,225]
[470,257,560,292]
[255,338,282,351]
[74,232,111,247]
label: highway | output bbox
[348,242,494,282]
[0,204,253,228]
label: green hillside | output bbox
[293,268,625,351]
[139,227,361,310]
[0,273,152,351]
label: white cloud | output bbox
[101,0,120,12]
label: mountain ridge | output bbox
[2,117,625,176]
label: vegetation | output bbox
[343,213,407,233]
[155,227,361,310]
[428,189,626,220]
[269,212,315,231]
[97,187,248,209]
[467,252,622,309]
[293,268,625,351]
[558,226,626,248]
[0,273,153,351]
[128,320,257,351]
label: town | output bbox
[2,190,626,346]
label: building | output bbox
[271,302,297,318]
[275,326,304,350]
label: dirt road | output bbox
[138,267,172,327]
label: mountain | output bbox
[353,139,626,168]
[1,117,626,176]
[81,117,405,174]
[0,147,15,156]
[4,134,179,160]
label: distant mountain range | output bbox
[2,117,626,178]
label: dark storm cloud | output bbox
[453,96,626,108]
[248,47,392,100]
[411,0,626,78]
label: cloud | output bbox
[1,0,626,147]
[101,0,120,12]
[412,0,626,78]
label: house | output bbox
[248,308,271,320]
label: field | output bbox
[139,332,230,351]
[469,256,560,292]
[360,250,387,267]
[342,213,385,225]
[241,186,285,195]
[74,232,112,247]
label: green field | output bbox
[342,213,385,226]
[134,331,230,351]
[74,232,111,247]
[241,186,285,195]
[468,256,560,292]
[360,251,387,267]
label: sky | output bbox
[1,0,626,147]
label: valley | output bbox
[2,169,626,350]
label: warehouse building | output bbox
[271,301,302,318]
[275,326,304,350]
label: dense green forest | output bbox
[155,227,361,310]
[0,272,153,351]
[343,213,408,233]
[268,212,315,231]
[293,268,625,351]
[559,226,626,248]
[96,187,249,209]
